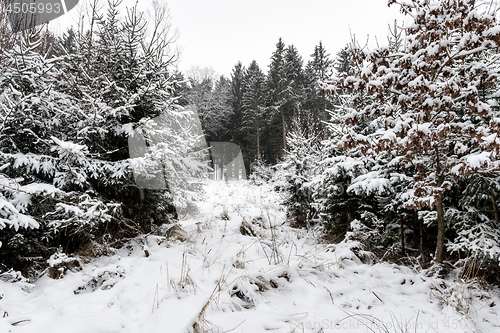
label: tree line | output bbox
[179,39,348,171]
[1,0,499,282]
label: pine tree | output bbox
[0,24,126,267]
[186,75,214,133]
[284,45,305,91]
[209,76,233,141]
[311,41,334,81]
[447,174,500,261]
[267,38,287,108]
[0,29,60,239]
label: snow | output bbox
[7,214,39,231]
[19,183,61,195]
[466,151,491,168]
[381,129,397,141]
[368,80,382,87]
[51,136,88,155]
[47,252,77,268]
[361,67,372,78]
[454,142,468,155]
[483,133,498,145]
[1,180,499,332]
[414,122,431,135]
[427,43,440,56]
[450,164,463,176]
[348,171,391,196]
[485,25,500,37]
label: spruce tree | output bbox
[325,0,500,263]
[265,38,288,163]
[283,44,305,116]
[0,1,206,271]
[304,41,334,135]
[333,47,354,77]
[230,62,246,145]
[209,76,233,141]
[241,60,266,166]
[276,118,321,227]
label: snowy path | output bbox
[1,180,499,332]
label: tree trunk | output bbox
[434,146,446,264]
[347,205,353,223]
[321,90,327,139]
[282,110,286,150]
[87,0,98,87]
[491,189,499,222]
[256,125,260,164]
[419,217,424,262]
[400,215,405,255]
[435,193,445,264]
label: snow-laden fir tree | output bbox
[310,45,387,241]
[60,0,207,219]
[447,174,500,261]
[185,74,233,142]
[303,41,334,136]
[323,0,500,263]
[241,60,266,166]
[230,62,246,145]
[0,25,124,267]
[275,117,322,227]
[0,1,207,271]
[265,38,289,164]
[209,76,233,141]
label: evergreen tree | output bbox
[325,0,500,263]
[230,62,246,145]
[0,2,16,56]
[57,28,77,55]
[265,38,288,163]
[0,26,123,267]
[186,74,233,142]
[447,174,500,261]
[275,118,322,227]
[304,41,334,135]
[311,41,334,81]
[186,75,214,134]
[283,44,305,116]
[241,60,266,166]
[333,47,354,77]
[0,1,206,270]
[209,76,233,141]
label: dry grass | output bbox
[337,311,422,333]
[429,249,493,328]
[152,250,196,314]
[192,264,234,332]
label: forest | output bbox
[0,0,500,332]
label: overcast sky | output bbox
[52,0,404,77]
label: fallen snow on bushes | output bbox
[1,180,499,332]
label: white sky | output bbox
[51,0,404,77]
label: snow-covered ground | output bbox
[1,180,499,332]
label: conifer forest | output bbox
[0,0,500,332]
